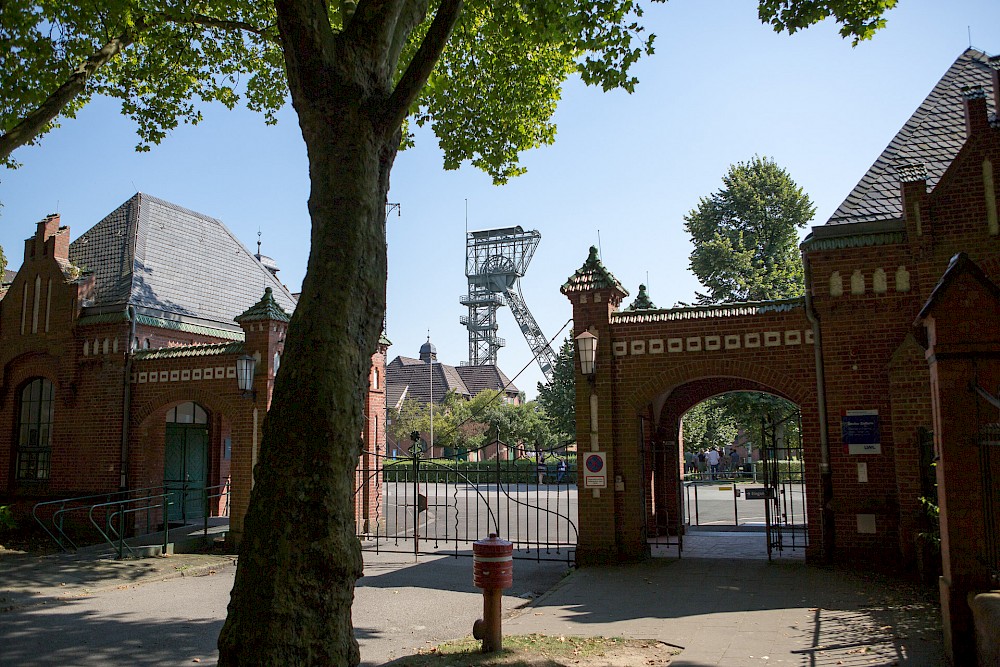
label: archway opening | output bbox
[647,384,808,560]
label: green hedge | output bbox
[382,457,577,485]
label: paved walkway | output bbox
[1,531,944,666]
[507,534,942,666]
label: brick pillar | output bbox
[561,247,639,563]
[916,254,1000,665]
[229,288,291,547]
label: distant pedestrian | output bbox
[536,456,547,484]
[730,448,741,478]
[706,448,721,480]
[556,458,568,483]
[697,450,707,477]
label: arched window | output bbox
[372,367,379,390]
[17,378,55,480]
[166,402,208,424]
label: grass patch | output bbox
[385,634,676,666]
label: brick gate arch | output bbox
[563,250,820,563]
[641,374,813,548]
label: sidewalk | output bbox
[506,555,944,666]
[0,520,236,613]
[2,530,945,666]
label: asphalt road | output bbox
[0,551,570,666]
[370,483,578,551]
[683,481,807,528]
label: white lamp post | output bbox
[575,331,597,377]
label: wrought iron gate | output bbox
[979,423,1000,585]
[354,438,577,563]
[761,410,808,559]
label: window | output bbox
[17,378,55,480]
[167,402,208,424]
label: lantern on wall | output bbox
[236,354,257,399]
[575,331,597,377]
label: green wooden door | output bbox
[164,424,209,523]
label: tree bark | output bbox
[218,1,461,662]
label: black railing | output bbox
[354,442,577,563]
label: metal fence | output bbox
[354,443,577,563]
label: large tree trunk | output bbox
[218,1,460,661]
[217,40,396,667]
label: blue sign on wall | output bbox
[842,410,881,455]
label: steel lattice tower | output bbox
[460,226,557,381]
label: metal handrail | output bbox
[33,485,167,552]
[89,492,171,560]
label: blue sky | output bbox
[1,0,998,398]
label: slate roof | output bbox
[68,193,297,333]
[2,268,15,284]
[828,48,997,225]
[386,355,519,410]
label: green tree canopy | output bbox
[684,156,815,304]
[536,337,576,442]
[1,2,895,664]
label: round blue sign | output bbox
[585,454,604,473]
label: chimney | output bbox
[897,163,928,237]
[961,85,989,137]
[24,213,64,262]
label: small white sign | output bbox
[583,452,607,489]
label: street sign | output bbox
[584,452,607,488]
[744,487,775,500]
[842,409,881,455]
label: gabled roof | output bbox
[456,364,516,397]
[68,193,297,332]
[828,48,996,226]
[916,253,1000,323]
[386,355,519,410]
[561,246,628,297]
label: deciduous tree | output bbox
[685,156,815,304]
[0,2,895,664]
[536,338,576,442]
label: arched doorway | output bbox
[646,379,810,560]
[164,401,209,524]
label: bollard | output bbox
[472,533,513,653]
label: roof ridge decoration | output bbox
[133,341,244,360]
[611,297,803,323]
[626,284,657,311]
[827,48,996,226]
[235,287,292,323]
[561,246,629,297]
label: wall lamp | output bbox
[236,354,257,400]
[575,331,597,379]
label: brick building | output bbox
[0,193,388,543]
[565,47,999,570]
[385,336,520,459]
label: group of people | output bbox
[685,446,749,480]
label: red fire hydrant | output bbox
[472,533,513,653]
